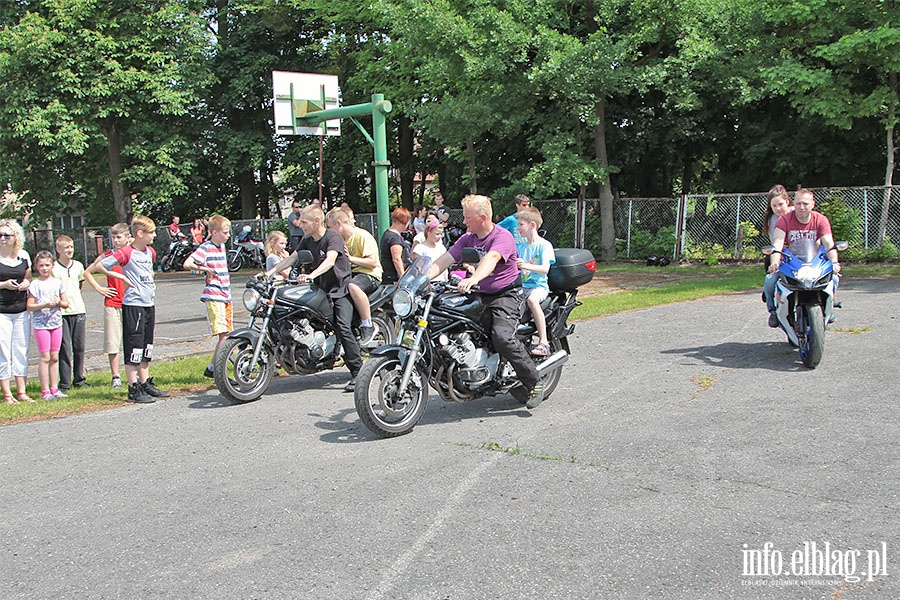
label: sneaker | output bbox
[358,324,377,346]
[73,379,89,388]
[41,392,55,401]
[343,376,357,393]
[142,377,170,398]
[53,390,68,399]
[768,312,779,328]
[203,365,215,378]
[531,342,551,357]
[526,380,545,409]
[127,382,155,404]
[111,375,123,389]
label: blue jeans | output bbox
[764,273,778,313]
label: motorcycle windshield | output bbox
[398,255,434,293]
[786,238,820,263]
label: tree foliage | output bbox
[0,0,894,247]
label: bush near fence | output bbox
[24,186,897,265]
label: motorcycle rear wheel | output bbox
[514,338,564,404]
[214,337,274,403]
[363,314,397,351]
[226,250,243,272]
[799,304,825,369]
[354,355,428,438]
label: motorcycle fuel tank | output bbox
[275,284,333,320]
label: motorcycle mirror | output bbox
[834,241,849,252]
[242,225,252,232]
[460,247,481,264]
[295,249,314,265]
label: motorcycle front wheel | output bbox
[160,253,174,273]
[214,337,274,403]
[354,355,428,438]
[798,304,825,369]
[226,250,243,272]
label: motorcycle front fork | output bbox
[397,295,435,394]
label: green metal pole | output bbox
[371,94,391,238]
[293,95,392,237]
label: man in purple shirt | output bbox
[428,194,544,409]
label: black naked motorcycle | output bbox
[159,238,195,272]
[214,250,397,403]
[354,247,596,438]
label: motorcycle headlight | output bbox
[243,288,261,312]
[392,288,415,318]
[794,266,823,288]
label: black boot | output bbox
[128,382,155,404]
[142,377,170,398]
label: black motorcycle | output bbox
[213,250,397,403]
[354,247,596,438]
[159,238,195,272]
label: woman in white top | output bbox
[411,219,448,281]
[0,219,32,403]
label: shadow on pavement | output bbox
[316,392,533,444]
[660,340,807,371]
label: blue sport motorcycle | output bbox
[764,238,848,368]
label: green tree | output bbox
[0,0,211,224]
[758,0,899,242]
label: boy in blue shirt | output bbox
[516,206,555,356]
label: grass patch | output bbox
[473,441,602,467]
[691,373,716,398]
[831,326,872,335]
[572,265,762,321]
[1,355,212,426]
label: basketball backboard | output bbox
[272,71,341,136]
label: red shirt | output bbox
[103,249,126,309]
[775,211,832,255]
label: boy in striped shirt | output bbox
[184,215,232,378]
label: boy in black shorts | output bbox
[97,215,170,403]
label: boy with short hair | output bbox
[515,206,555,357]
[325,207,382,345]
[183,215,232,378]
[97,216,170,403]
[85,223,131,388]
[53,235,88,391]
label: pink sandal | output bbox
[17,393,35,403]
[531,342,551,357]
[4,394,18,405]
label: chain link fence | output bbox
[24,186,897,264]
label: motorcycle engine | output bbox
[438,332,498,387]
[275,318,334,373]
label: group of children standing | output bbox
[18,218,172,403]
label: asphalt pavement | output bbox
[3,276,899,599]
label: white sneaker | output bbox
[54,390,69,398]
[112,375,123,389]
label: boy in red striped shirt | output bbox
[184,215,232,378]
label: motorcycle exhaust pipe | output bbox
[536,350,568,376]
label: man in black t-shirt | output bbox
[267,205,361,391]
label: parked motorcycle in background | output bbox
[227,225,266,272]
[354,247,596,438]
[764,239,848,368]
[213,250,396,403]
[159,234,195,272]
